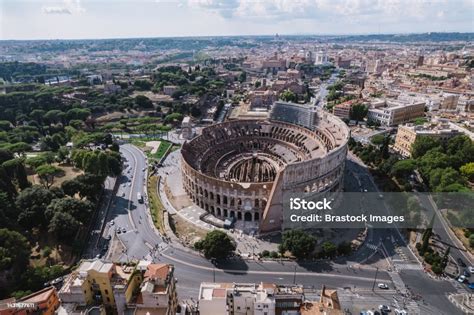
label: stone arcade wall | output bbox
[181,114,350,231]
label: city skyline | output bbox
[1,0,473,40]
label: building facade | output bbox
[393,120,467,157]
[367,100,425,126]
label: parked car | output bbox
[468,266,474,273]
[463,270,471,277]
[458,275,467,283]
[378,305,390,312]
[468,283,474,290]
[378,283,389,289]
[457,258,467,267]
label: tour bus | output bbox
[137,192,144,203]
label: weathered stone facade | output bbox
[181,112,349,232]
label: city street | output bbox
[82,143,466,314]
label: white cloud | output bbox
[42,6,72,14]
[43,0,85,15]
[186,0,473,25]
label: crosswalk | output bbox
[365,243,379,250]
[393,262,423,271]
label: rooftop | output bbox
[18,286,57,304]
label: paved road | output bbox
[90,144,464,314]
[417,193,473,269]
[82,176,115,259]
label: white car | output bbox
[458,275,466,283]
[109,220,115,226]
[468,266,474,273]
[395,309,408,315]
[377,283,389,289]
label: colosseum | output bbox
[180,108,350,232]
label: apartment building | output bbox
[367,99,425,126]
[135,263,178,315]
[198,282,341,315]
[58,259,177,314]
[58,259,115,307]
[393,119,463,157]
[199,282,282,315]
[332,100,358,120]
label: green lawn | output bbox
[152,141,172,160]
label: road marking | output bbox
[121,146,138,231]
[160,251,384,282]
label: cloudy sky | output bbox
[1,0,473,40]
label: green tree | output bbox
[66,108,91,122]
[321,241,337,258]
[411,137,441,159]
[349,103,368,122]
[2,158,30,189]
[164,113,183,124]
[61,178,82,197]
[135,95,153,108]
[279,89,297,102]
[44,110,65,124]
[48,211,80,240]
[0,120,12,131]
[0,228,30,273]
[194,230,236,260]
[460,162,474,181]
[36,164,63,189]
[238,71,247,83]
[46,197,93,224]
[16,186,54,228]
[5,142,31,155]
[391,159,416,179]
[0,191,17,227]
[279,229,316,259]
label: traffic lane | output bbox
[121,144,163,246]
[84,177,115,258]
[172,259,394,300]
[417,193,472,267]
[117,144,164,260]
[400,270,461,315]
[159,247,391,282]
[101,147,142,258]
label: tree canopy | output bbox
[278,229,316,259]
[194,230,236,260]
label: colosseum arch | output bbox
[180,114,350,232]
